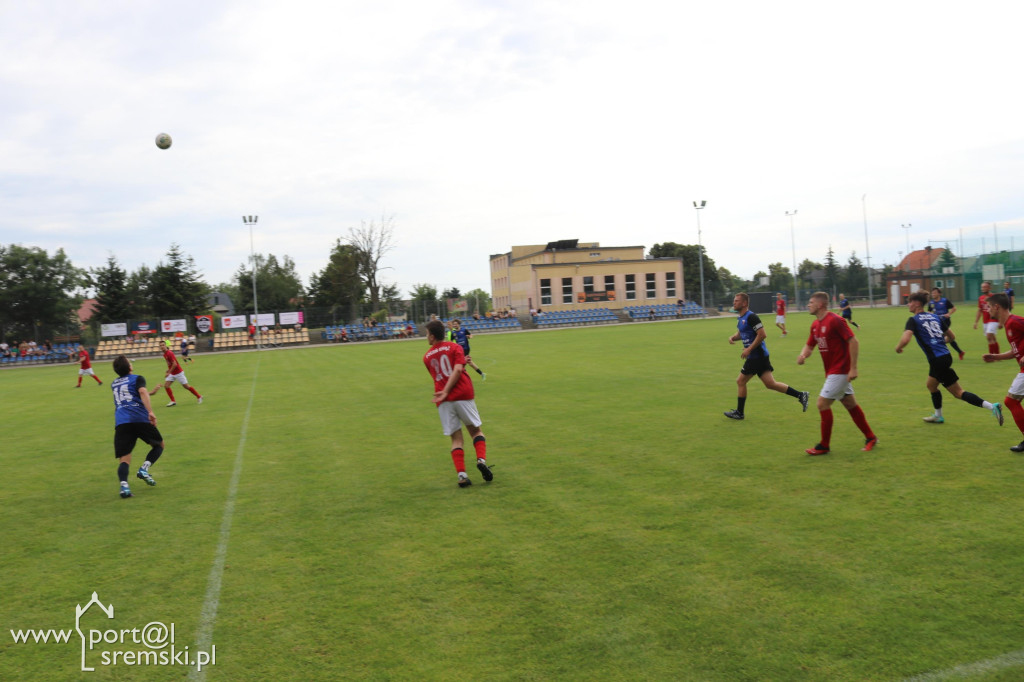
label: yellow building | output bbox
[490,239,685,313]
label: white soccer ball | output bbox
[155,133,172,150]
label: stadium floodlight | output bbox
[693,201,707,314]
[786,210,798,309]
[902,223,912,261]
[242,215,261,351]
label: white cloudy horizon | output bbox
[3,0,1023,299]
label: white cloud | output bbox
[2,0,1023,297]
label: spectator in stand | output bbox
[648,307,657,321]
[248,323,256,340]
[0,341,9,358]
[75,344,103,387]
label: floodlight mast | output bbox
[242,215,261,351]
[786,210,798,309]
[693,201,707,314]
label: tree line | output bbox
[0,216,491,343]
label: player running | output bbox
[775,292,788,336]
[896,291,1002,425]
[797,291,878,455]
[150,341,203,406]
[838,293,860,329]
[974,281,1001,356]
[724,292,808,420]
[423,319,493,488]
[448,319,485,380]
[982,294,1024,452]
[929,287,964,360]
[75,344,103,387]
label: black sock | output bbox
[785,386,800,398]
[146,445,163,465]
[476,368,483,375]
[950,340,964,353]
[960,391,984,408]
[118,462,129,483]
[737,397,746,414]
[931,391,942,410]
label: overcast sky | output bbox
[3,0,1023,298]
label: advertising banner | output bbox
[131,321,158,335]
[101,323,128,337]
[194,315,214,333]
[161,319,187,333]
[249,313,276,327]
[221,315,247,330]
[278,311,304,326]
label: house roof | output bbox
[897,248,945,271]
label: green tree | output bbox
[307,240,363,309]
[937,246,958,272]
[125,265,154,320]
[767,262,793,294]
[843,252,866,297]
[91,255,132,323]
[409,283,441,322]
[824,247,840,296]
[797,258,824,290]
[234,254,304,313]
[649,242,720,303]
[0,244,84,340]
[150,244,210,319]
[464,288,493,315]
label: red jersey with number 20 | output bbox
[807,311,855,375]
[1002,314,1024,372]
[423,341,475,403]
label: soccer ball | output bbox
[155,133,172,150]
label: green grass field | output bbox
[4,308,1024,681]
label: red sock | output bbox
[820,409,834,448]
[94,375,102,384]
[848,405,875,440]
[165,386,176,402]
[188,386,201,399]
[77,378,82,386]
[473,435,486,461]
[450,448,466,474]
[1005,397,1024,434]
[989,342,1001,354]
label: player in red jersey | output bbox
[75,344,103,387]
[973,281,1001,355]
[982,293,1024,451]
[796,291,878,456]
[423,319,492,488]
[149,341,203,406]
[774,292,787,337]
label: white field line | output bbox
[903,649,1024,681]
[186,361,258,682]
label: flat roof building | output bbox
[490,239,685,313]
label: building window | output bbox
[666,272,676,298]
[646,273,657,299]
[604,275,615,292]
[540,278,551,306]
[562,277,573,304]
[946,279,955,289]
[583,276,594,293]
[625,274,636,301]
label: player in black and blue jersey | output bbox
[928,287,965,360]
[447,319,485,380]
[896,291,1002,426]
[110,355,165,498]
[724,292,809,420]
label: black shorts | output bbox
[114,422,163,458]
[928,354,959,388]
[740,356,774,376]
[842,310,853,319]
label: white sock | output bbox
[141,462,151,470]
[983,401,994,409]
